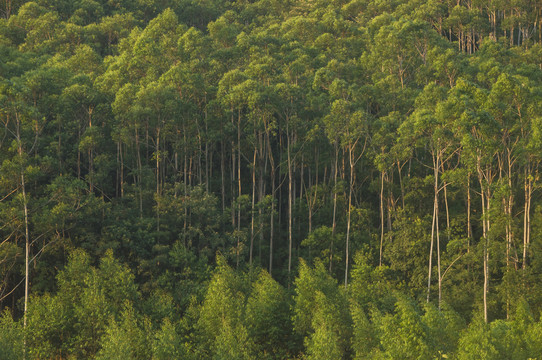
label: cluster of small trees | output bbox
[3,251,542,359]
[1,0,542,358]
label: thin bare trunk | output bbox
[236,110,241,268]
[436,162,442,308]
[120,142,124,197]
[330,143,338,273]
[478,154,490,323]
[427,165,436,303]
[88,110,93,192]
[397,160,405,208]
[379,171,385,267]
[443,181,450,241]
[345,144,353,288]
[259,131,265,262]
[250,148,256,266]
[16,113,30,360]
[287,125,293,284]
[221,120,226,212]
[135,126,143,218]
[523,160,532,269]
[467,174,472,250]
[205,102,209,192]
[267,131,275,276]
[156,127,160,233]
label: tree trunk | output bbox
[267,131,275,276]
[236,109,242,268]
[15,112,30,360]
[221,119,226,212]
[250,148,257,266]
[156,126,161,232]
[135,126,143,218]
[205,99,209,192]
[397,160,405,208]
[443,181,450,242]
[379,171,385,267]
[477,154,490,323]
[427,162,436,303]
[523,159,532,269]
[467,174,472,251]
[287,124,293,285]
[259,131,265,263]
[345,144,354,288]
[88,109,94,192]
[330,143,338,273]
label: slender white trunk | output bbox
[250,148,256,266]
[330,144,338,273]
[287,124,293,284]
[16,113,29,359]
[379,171,385,267]
[345,145,353,288]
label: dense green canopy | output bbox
[2,0,542,358]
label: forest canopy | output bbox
[2,0,542,358]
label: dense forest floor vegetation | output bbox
[2,0,542,358]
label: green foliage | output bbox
[350,301,378,359]
[305,291,347,360]
[421,302,465,358]
[152,318,188,360]
[196,255,254,358]
[293,259,352,357]
[456,316,498,360]
[245,271,293,358]
[26,249,138,358]
[2,0,542,358]
[0,310,23,360]
[349,251,394,313]
[96,302,152,360]
[379,295,431,360]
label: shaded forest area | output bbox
[2,0,542,358]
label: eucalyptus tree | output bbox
[241,74,275,266]
[217,69,250,267]
[372,111,405,268]
[0,79,38,355]
[451,78,499,322]
[324,89,368,288]
[134,81,180,231]
[401,83,457,307]
[60,80,102,190]
[274,80,305,283]
[480,71,528,317]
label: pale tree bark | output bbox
[345,137,365,289]
[330,142,338,273]
[250,147,257,266]
[523,159,532,270]
[427,153,438,304]
[477,152,494,324]
[16,112,30,360]
[236,108,242,268]
[267,129,276,276]
[345,144,353,288]
[135,126,143,218]
[379,171,385,267]
[427,150,442,308]
[287,123,293,284]
[156,126,161,232]
[467,174,472,248]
